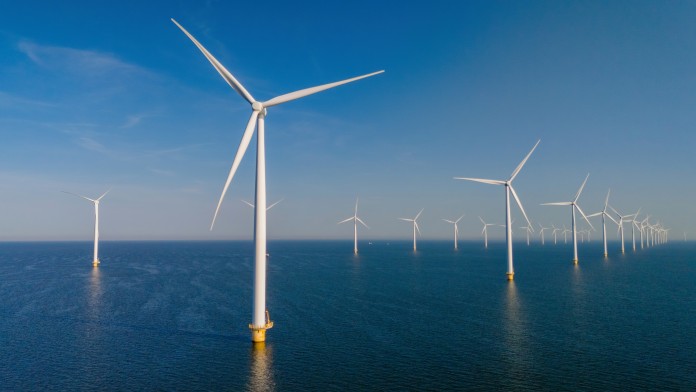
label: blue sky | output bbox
[0,1,694,241]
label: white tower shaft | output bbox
[93,202,100,265]
[505,186,514,279]
[572,206,578,263]
[251,114,272,341]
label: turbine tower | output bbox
[338,198,369,254]
[399,209,423,251]
[172,19,383,343]
[63,190,110,267]
[443,214,465,250]
[587,189,619,257]
[542,174,595,264]
[455,140,539,280]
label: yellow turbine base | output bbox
[506,272,514,281]
[92,260,100,267]
[573,259,578,265]
[249,321,274,343]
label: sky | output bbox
[0,0,695,241]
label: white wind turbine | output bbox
[609,206,635,254]
[63,190,110,267]
[172,19,383,343]
[629,208,641,251]
[562,225,570,244]
[520,225,532,246]
[587,189,619,257]
[338,198,369,254]
[443,214,465,250]
[455,140,539,280]
[551,224,560,245]
[399,209,423,251]
[479,217,501,249]
[542,174,595,264]
[538,223,550,245]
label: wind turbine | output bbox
[479,217,501,249]
[538,224,550,245]
[520,225,532,246]
[587,189,619,257]
[63,190,110,267]
[629,208,641,251]
[172,19,383,343]
[455,140,539,280]
[551,224,560,245]
[338,198,369,254]
[609,206,635,254]
[443,214,465,250]
[542,174,595,264]
[399,209,423,251]
[562,225,571,244]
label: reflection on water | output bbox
[247,342,275,392]
[503,281,530,373]
[88,267,103,320]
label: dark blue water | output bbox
[0,240,694,391]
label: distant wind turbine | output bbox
[542,174,595,264]
[63,190,110,267]
[538,223,550,245]
[399,209,423,251]
[338,198,369,254]
[609,205,635,254]
[455,140,540,280]
[172,19,383,343]
[520,225,532,246]
[443,214,465,250]
[587,189,619,257]
[242,199,283,210]
[551,224,560,245]
[479,217,501,249]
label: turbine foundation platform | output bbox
[573,259,578,265]
[249,311,274,342]
[92,260,100,267]
[506,272,514,281]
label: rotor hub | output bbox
[252,101,264,111]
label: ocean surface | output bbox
[0,239,694,391]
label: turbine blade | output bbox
[62,191,96,203]
[541,202,572,206]
[414,221,421,236]
[241,199,254,208]
[338,217,354,224]
[262,70,384,108]
[399,218,413,222]
[267,199,283,210]
[354,197,359,216]
[456,214,465,223]
[509,139,540,181]
[443,219,455,224]
[509,185,532,228]
[415,208,424,220]
[573,173,590,202]
[479,216,486,225]
[356,217,369,229]
[587,212,602,218]
[96,189,111,201]
[210,110,259,230]
[606,213,619,225]
[604,189,611,207]
[454,177,505,186]
[575,204,595,231]
[171,19,255,104]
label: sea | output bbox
[0,240,694,391]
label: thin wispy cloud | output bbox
[17,41,152,78]
[0,91,58,108]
